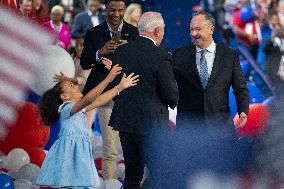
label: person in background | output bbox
[80,0,139,180]
[71,0,106,39]
[43,5,71,50]
[19,0,39,22]
[33,0,49,24]
[124,3,142,27]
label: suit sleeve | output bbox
[231,52,250,115]
[80,29,101,70]
[71,15,82,39]
[157,51,179,109]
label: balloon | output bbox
[234,104,271,137]
[93,112,101,136]
[240,5,254,22]
[104,179,123,189]
[117,163,125,179]
[14,179,36,189]
[95,157,102,170]
[0,155,7,169]
[16,163,40,183]
[44,121,60,150]
[229,82,264,117]
[30,45,75,95]
[0,173,14,189]
[26,148,46,167]
[6,148,30,171]
[240,60,251,77]
[0,103,50,154]
[7,169,18,179]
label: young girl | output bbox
[36,64,139,188]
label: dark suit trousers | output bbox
[119,132,147,189]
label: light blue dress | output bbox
[36,102,101,188]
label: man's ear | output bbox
[154,27,160,37]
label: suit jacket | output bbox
[109,37,179,136]
[80,21,139,95]
[173,44,249,127]
[71,10,106,38]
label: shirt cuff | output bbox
[96,50,103,62]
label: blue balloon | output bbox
[240,60,251,77]
[0,173,14,189]
[92,112,101,136]
[44,121,60,150]
[240,5,254,22]
[26,90,40,104]
[229,82,264,117]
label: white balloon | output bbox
[16,163,40,183]
[6,148,30,171]
[117,163,125,179]
[104,179,122,189]
[14,179,37,189]
[30,45,75,95]
[7,169,19,179]
[0,155,8,169]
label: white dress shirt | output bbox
[88,10,100,27]
[196,41,216,77]
[95,21,124,61]
[139,35,156,46]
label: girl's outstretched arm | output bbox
[85,73,139,112]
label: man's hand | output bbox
[98,40,119,56]
[236,112,248,128]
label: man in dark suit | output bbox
[173,12,249,131]
[80,0,138,180]
[109,12,179,189]
[71,0,106,39]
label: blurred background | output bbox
[1,0,284,188]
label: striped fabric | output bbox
[0,6,52,138]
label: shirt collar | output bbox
[139,35,157,46]
[88,10,98,16]
[106,20,124,32]
[196,41,216,53]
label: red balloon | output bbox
[95,157,102,170]
[234,104,271,137]
[117,159,124,164]
[26,148,46,167]
[0,168,8,172]
[0,103,50,154]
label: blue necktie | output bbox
[199,49,209,89]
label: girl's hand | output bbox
[118,73,139,90]
[106,64,122,82]
[53,72,77,84]
[102,57,112,70]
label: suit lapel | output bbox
[206,44,223,89]
[121,21,128,40]
[102,21,111,41]
[185,47,204,90]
